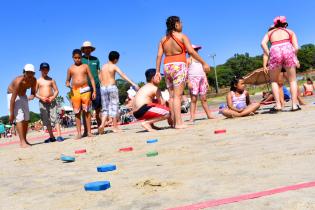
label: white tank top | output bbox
[188,59,205,77]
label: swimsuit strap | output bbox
[269,28,292,43]
[162,33,186,53]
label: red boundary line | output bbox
[167,181,315,210]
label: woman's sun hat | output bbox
[192,44,202,50]
[273,16,287,25]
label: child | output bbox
[133,68,172,132]
[36,62,64,143]
[66,49,96,139]
[98,51,139,133]
[7,64,37,148]
[187,45,214,121]
[303,78,314,96]
[222,77,260,118]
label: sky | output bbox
[0,0,314,116]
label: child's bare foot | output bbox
[87,133,94,138]
[98,127,104,135]
[141,122,155,132]
[175,124,188,129]
[188,118,195,123]
[75,134,82,140]
[207,115,216,119]
[20,143,31,148]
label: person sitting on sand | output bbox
[8,64,37,148]
[222,76,260,118]
[98,51,139,134]
[66,49,96,139]
[303,78,314,96]
[133,68,172,132]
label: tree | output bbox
[297,44,315,72]
[116,79,130,104]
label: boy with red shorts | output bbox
[133,69,172,132]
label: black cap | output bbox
[40,62,50,70]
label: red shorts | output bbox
[133,103,169,120]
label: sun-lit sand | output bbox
[1,95,315,210]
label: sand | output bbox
[0,96,315,210]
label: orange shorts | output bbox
[70,85,91,114]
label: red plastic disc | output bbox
[214,129,226,134]
[119,147,133,152]
[75,149,87,154]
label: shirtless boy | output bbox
[98,51,139,133]
[36,62,64,143]
[133,68,172,132]
[66,49,96,139]
[8,64,37,148]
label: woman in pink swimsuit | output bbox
[156,16,210,129]
[261,16,300,112]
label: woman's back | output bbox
[268,28,292,43]
[162,32,184,56]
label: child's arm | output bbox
[226,92,242,113]
[28,78,36,101]
[65,68,71,88]
[182,35,210,73]
[86,65,96,100]
[246,91,251,105]
[115,66,139,90]
[49,80,59,102]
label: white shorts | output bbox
[7,93,12,115]
[14,95,30,123]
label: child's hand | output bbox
[296,60,300,69]
[92,91,96,100]
[134,85,140,91]
[203,63,210,73]
[263,66,269,74]
[9,114,14,124]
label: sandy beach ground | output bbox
[1,95,315,210]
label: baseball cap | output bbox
[81,41,95,51]
[24,64,35,73]
[40,62,50,70]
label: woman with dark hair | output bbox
[261,16,301,112]
[156,16,210,129]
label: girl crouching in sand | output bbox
[222,76,260,118]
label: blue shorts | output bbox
[90,85,102,110]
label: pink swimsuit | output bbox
[268,28,298,71]
[231,91,247,110]
[188,59,208,95]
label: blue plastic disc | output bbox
[61,155,75,162]
[84,181,111,191]
[97,164,117,172]
[146,139,158,144]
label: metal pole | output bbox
[209,54,219,93]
